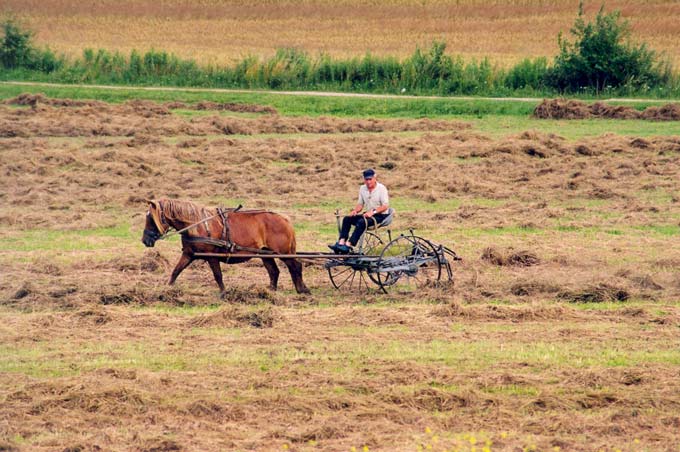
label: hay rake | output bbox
[195,212,460,294]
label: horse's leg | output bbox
[207,258,225,292]
[261,257,280,291]
[169,253,193,285]
[282,258,310,294]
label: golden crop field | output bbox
[3,0,680,67]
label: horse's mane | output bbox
[158,198,275,224]
[159,198,215,223]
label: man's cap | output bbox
[362,168,375,179]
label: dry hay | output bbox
[642,103,680,120]
[182,399,246,421]
[70,307,112,325]
[99,286,185,306]
[3,92,105,108]
[219,286,281,305]
[557,283,631,303]
[510,279,561,296]
[431,300,573,321]
[0,94,470,138]
[139,249,171,273]
[193,100,278,114]
[3,93,278,115]
[480,247,540,267]
[28,384,152,416]
[163,100,277,114]
[187,305,277,328]
[384,387,480,412]
[533,98,680,121]
[533,98,592,120]
[138,439,182,452]
[616,270,666,291]
[2,97,680,451]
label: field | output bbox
[0,85,679,451]
[3,0,680,67]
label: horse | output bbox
[141,198,310,294]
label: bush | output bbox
[505,57,549,90]
[1,18,61,72]
[0,19,34,69]
[547,1,670,93]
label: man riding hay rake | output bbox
[142,169,460,294]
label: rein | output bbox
[151,203,281,255]
[158,204,242,241]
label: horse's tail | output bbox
[284,215,297,254]
[290,233,297,254]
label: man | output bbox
[330,168,390,254]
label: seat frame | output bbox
[335,208,395,255]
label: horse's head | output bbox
[142,200,170,247]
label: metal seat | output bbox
[366,208,394,231]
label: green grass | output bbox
[472,115,680,139]
[172,108,262,119]
[0,223,135,252]
[4,334,679,378]
[0,215,676,257]
[3,83,680,140]
[456,225,543,237]
[0,82,538,118]
[189,327,243,337]
[571,300,680,311]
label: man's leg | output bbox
[372,213,388,227]
[348,214,388,247]
[339,216,360,244]
[348,217,368,246]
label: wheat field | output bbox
[3,0,680,67]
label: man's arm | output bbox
[363,204,389,218]
[349,203,363,216]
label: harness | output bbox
[173,206,277,255]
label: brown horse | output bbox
[141,198,309,294]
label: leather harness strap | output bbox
[182,206,275,255]
[216,207,234,252]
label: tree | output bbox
[0,19,33,69]
[547,2,669,92]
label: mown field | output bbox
[0,85,679,451]
[3,0,680,67]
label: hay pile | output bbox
[533,99,680,121]
[187,305,276,328]
[481,247,540,267]
[557,283,630,303]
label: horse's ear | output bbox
[145,199,157,209]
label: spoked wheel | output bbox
[375,235,444,292]
[361,231,386,287]
[359,231,384,256]
[326,259,375,294]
